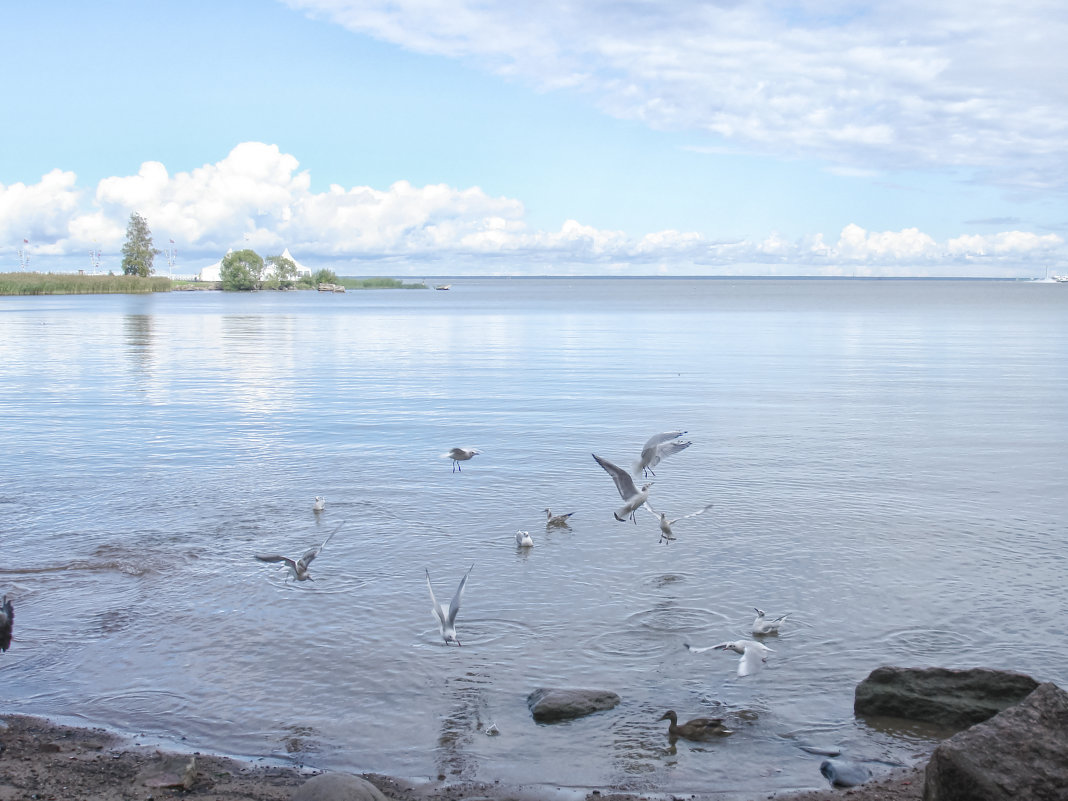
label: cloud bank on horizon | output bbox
[2,0,1066,276]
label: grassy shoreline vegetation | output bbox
[1,272,428,295]
[0,272,173,295]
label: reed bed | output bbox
[336,277,427,289]
[0,272,174,295]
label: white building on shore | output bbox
[197,248,312,282]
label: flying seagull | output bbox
[635,431,692,478]
[544,508,574,527]
[515,529,534,547]
[313,496,326,512]
[254,523,341,582]
[657,503,715,543]
[426,564,473,646]
[444,447,480,472]
[752,608,789,635]
[685,639,773,677]
[0,595,13,652]
[592,453,655,523]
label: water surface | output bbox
[1,278,1065,795]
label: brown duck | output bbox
[659,710,732,740]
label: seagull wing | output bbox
[642,430,687,450]
[637,431,688,473]
[446,564,473,626]
[684,642,718,654]
[737,642,773,677]
[255,554,296,568]
[668,502,715,525]
[425,570,446,627]
[593,453,640,501]
[647,439,692,471]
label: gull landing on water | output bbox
[635,431,692,478]
[254,523,341,582]
[752,608,788,635]
[685,639,773,677]
[444,447,480,472]
[426,564,473,646]
[593,453,655,524]
[657,503,715,543]
[544,508,574,527]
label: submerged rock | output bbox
[924,681,1068,801]
[854,666,1038,729]
[138,753,197,790]
[291,772,389,801]
[527,688,621,722]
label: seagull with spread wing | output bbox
[593,453,655,523]
[426,564,473,646]
[657,503,715,543]
[635,430,692,478]
[254,523,341,582]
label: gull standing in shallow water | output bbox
[685,639,773,677]
[426,564,473,646]
[592,453,655,523]
[0,595,13,652]
[445,447,480,472]
[752,608,788,635]
[254,523,341,582]
[544,508,574,527]
[635,431,692,478]
[657,503,715,543]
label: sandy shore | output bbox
[0,714,925,801]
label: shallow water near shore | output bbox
[1,278,1066,795]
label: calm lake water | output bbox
[1,278,1066,796]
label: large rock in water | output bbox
[924,682,1068,801]
[854,666,1038,729]
[527,688,621,722]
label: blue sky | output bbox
[2,0,1066,276]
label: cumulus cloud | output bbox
[1,143,1064,275]
[284,0,1068,191]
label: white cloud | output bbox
[1,143,1064,275]
[284,0,1068,191]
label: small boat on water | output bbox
[435,284,451,291]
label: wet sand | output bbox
[0,714,924,801]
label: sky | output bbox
[2,0,1067,277]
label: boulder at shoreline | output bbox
[853,666,1039,729]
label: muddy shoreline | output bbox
[0,713,925,801]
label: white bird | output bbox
[0,595,13,652]
[313,496,326,512]
[593,453,655,523]
[657,503,715,543]
[635,431,692,478]
[752,608,788,635]
[544,508,574,527]
[426,564,473,646]
[515,529,534,547]
[685,639,773,677]
[254,524,341,582]
[445,447,480,472]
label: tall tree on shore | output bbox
[120,213,160,277]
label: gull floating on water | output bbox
[515,529,534,547]
[635,431,692,478]
[752,608,788,635]
[254,523,341,582]
[313,496,326,512]
[593,453,655,523]
[0,595,13,652]
[657,503,715,543]
[426,564,473,646]
[685,639,773,677]
[544,508,574,527]
[445,447,480,472]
